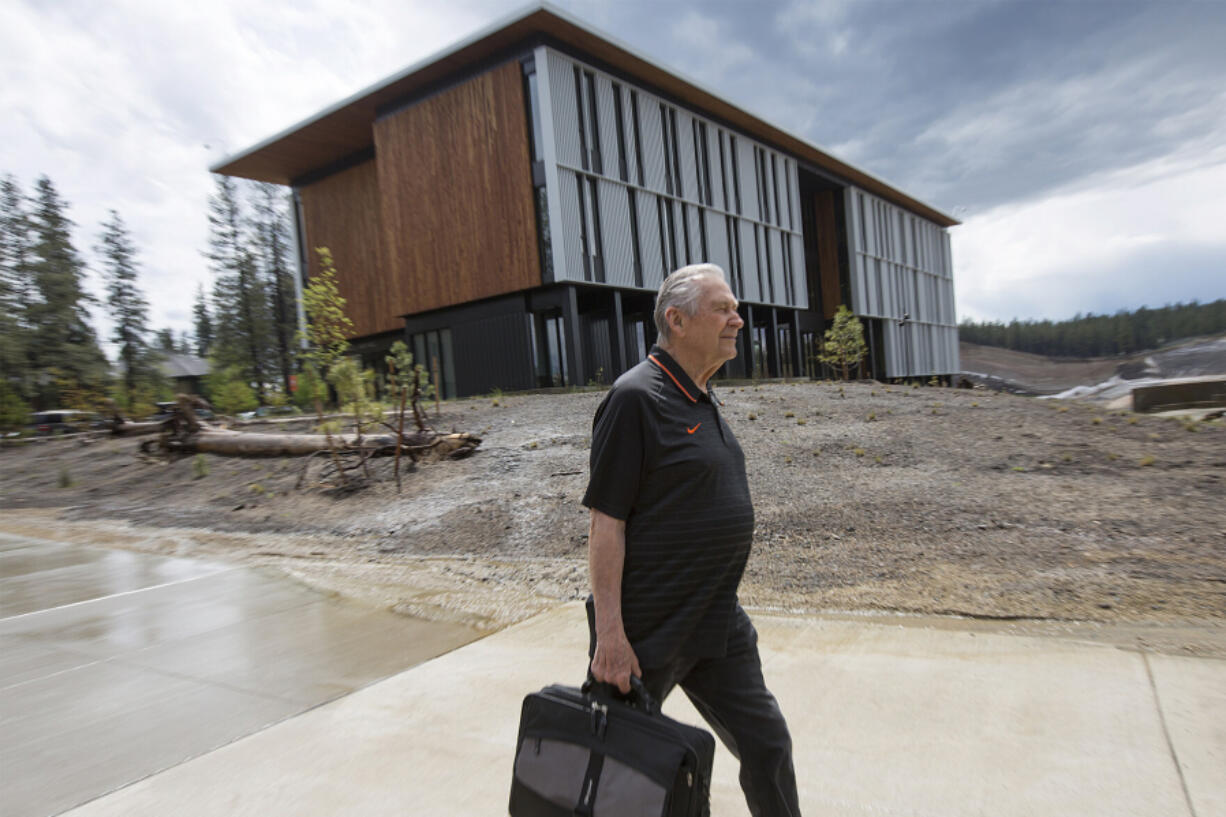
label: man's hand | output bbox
[590,626,642,694]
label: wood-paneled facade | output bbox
[217,6,960,396]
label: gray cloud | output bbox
[960,240,1225,322]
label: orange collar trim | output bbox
[648,355,698,404]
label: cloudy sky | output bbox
[4,0,1223,353]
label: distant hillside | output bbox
[960,299,1226,357]
[959,334,1226,395]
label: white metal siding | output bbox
[845,185,958,376]
[599,179,635,288]
[594,75,620,180]
[547,51,582,171]
[638,193,665,290]
[537,49,810,307]
[557,168,584,284]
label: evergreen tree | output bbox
[819,305,868,380]
[959,299,1226,357]
[26,177,107,409]
[155,328,176,354]
[97,210,152,404]
[192,283,213,357]
[251,182,297,396]
[0,174,32,402]
[206,174,269,402]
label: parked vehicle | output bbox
[237,405,301,421]
[149,401,214,422]
[28,410,93,436]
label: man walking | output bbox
[583,263,802,816]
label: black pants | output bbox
[587,603,802,817]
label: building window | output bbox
[584,71,602,175]
[410,329,456,399]
[718,130,730,212]
[770,154,782,228]
[729,136,742,215]
[533,310,568,387]
[680,203,692,265]
[630,91,645,186]
[576,175,604,282]
[668,108,683,199]
[697,206,708,260]
[572,66,588,172]
[612,83,628,183]
[762,227,775,303]
[657,195,677,275]
[658,104,674,196]
[725,215,741,296]
[628,188,644,288]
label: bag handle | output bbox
[582,672,659,715]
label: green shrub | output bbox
[192,454,209,479]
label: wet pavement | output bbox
[55,602,1226,817]
[0,533,479,817]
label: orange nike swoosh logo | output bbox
[687,423,701,434]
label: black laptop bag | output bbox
[509,678,715,817]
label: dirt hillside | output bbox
[2,380,1223,655]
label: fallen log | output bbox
[111,421,165,437]
[142,394,480,461]
[166,429,479,459]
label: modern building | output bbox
[212,4,959,398]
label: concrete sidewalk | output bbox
[62,603,1225,817]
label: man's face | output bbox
[674,278,744,365]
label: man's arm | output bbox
[588,507,642,694]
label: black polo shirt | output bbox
[582,345,754,668]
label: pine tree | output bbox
[207,174,269,402]
[155,328,176,354]
[192,283,213,357]
[251,182,297,396]
[818,305,868,381]
[26,177,107,409]
[0,174,33,403]
[97,210,152,404]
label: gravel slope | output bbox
[2,380,1223,654]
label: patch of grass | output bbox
[867,412,877,421]
[784,411,795,418]
[1011,466,1027,472]
[58,467,73,489]
[1127,416,1139,425]
[853,447,866,457]
[1057,406,1070,413]
[1061,453,1072,462]
[784,456,792,463]
[971,402,979,407]
[796,418,807,425]
[812,450,821,456]
[250,483,265,494]
[1092,417,1102,425]
[192,454,209,479]
[1139,455,1155,467]
[1181,419,1200,432]
[874,455,883,464]
[1108,453,1120,461]
[1148,432,1162,441]
[747,412,757,421]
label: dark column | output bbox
[741,304,755,378]
[611,290,627,377]
[767,308,781,378]
[562,285,585,386]
[789,312,803,378]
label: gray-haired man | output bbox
[583,264,802,816]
